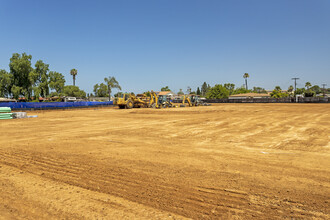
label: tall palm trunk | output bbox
[108,86,111,101]
[245,78,248,90]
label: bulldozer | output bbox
[132,94,150,108]
[115,93,151,109]
[115,93,134,109]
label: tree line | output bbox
[161,73,328,99]
[2,54,328,100]
[0,53,86,100]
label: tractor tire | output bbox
[119,105,125,109]
[126,100,133,109]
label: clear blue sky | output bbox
[0,0,329,94]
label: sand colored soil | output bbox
[0,104,329,219]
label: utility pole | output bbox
[321,84,327,97]
[291,78,300,102]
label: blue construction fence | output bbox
[0,101,113,110]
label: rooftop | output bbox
[157,91,174,96]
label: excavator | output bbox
[149,91,176,108]
[190,95,202,106]
[116,91,203,109]
[181,95,193,107]
[149,91,160,108]
[181,95,203,107]
[158,95,176,108]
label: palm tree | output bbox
[104,76,122,101]
[288,85,294,96]
[70,69,78,86]
[305,82,312,90]
[243,73,249,90]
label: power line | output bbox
[291,78,300,102]
[321,83,327,97]
[291,78,299,91]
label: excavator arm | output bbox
[150,91,159,108]
[182,95,192,107]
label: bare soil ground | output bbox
[0,104,329,219]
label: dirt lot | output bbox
[0,104,329,219]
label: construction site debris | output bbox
[0,107,13,120]
[12,112,27,119]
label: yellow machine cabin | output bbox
[115,93,134,109]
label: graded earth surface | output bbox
[0,104,329,219]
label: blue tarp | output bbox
[0,101,113,109]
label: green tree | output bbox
[287,85,294,97]
[196,87,201,95]
[104,76,121,101]
[310,85,321,94]
[177,89,184,95]
[93,84,99,96]
[252,86,266,94]
[270,86,289,98]
[161,86,171,91]
[232,86,250,95]
[63,85,86,98]
[34,60,50,98]
[70,69,78,86]
[304,83,316,97]
[9,53,33,99]
[243,73,249,90]
[186,86,192,94]
[49,71,65,95]
[305,82,312,90]
[206,84,229,99]
[295,88,305,95]
[93,83,108,97]
[224,83,235,95]
[0,69,13,97]
[304,89,315,97]
[114,91,123,97]
[201,82,208,96]
[11,85,22,100]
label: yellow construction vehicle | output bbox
[181,95,193,107]
[115,93,134,109]
[115,93,151,109]
[115,91,180,109]
[149,91,177,108]
[131,94,150,108]
[180,95,203,107]
[190,95,202,106]
[159,95,176,108]
[149,91,160,108]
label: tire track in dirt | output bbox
[1,149,327,219]
[0,149,258,219]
